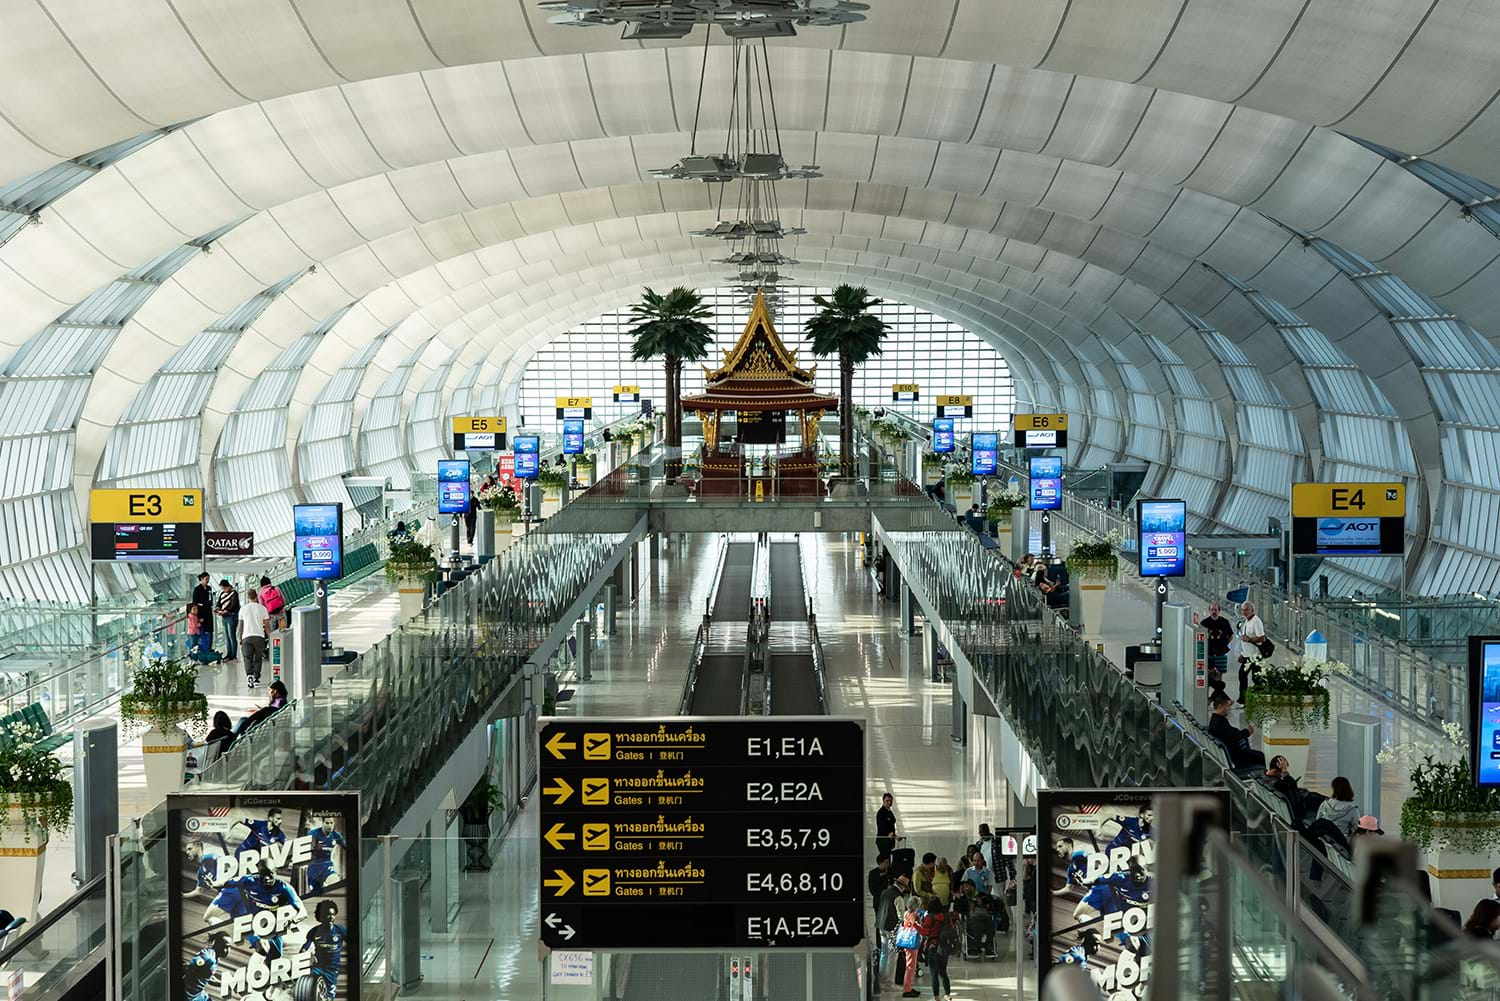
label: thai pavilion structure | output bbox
[681,291,838,498]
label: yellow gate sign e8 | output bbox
[90,489,204,523]
[1291,483,1404,518]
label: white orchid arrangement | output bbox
[1378,721,1500,853]
[942,460,977,486]
[1243,655,1349,729]
[1067,530,1122,580]
[0,717,73,836]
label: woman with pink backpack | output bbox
[257,576,287,630]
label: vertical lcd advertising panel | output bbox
[972,432,998,476]
[168,792,360,1001]
[1470,636,1500,789]
[932,418,955,454]
[514,435,540,479]
[1029,455,1062,510]
[437,459,471,514]
[1137,499,1187,578]
[562,418,585,455]
[293,503,343,580]
[1039,789,1228,1000]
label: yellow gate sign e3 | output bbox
[91,489,204,523]
[1013,413,1068,431]
[1291,482,1404,518]
[452,416,507,434]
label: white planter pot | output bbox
[1423,820,1500,912]
[949,483,974,510]
[0,802,50,923]
[1252,696,1326,779]
[141,724,189,803]
[398,585,425,619]
[1072,578,1111,643]
[494,518,514,538]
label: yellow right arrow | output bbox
[544,777,574,805]
[543,869,575,897]
[544,823,576,851]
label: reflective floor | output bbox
[397,531,1031,1000]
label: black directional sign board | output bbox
[537,717,865,952]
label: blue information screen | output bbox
[1138,498,1188,578]
[1474,639,1500,788]
[972,432,998,476]
[437,459,471,514]
[1028,455,1062,511]
[293,503,343,580]
[515,435,540,479]
[932,418,955,454]
[562,418,585,455]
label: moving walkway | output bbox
[679,538,753,715]
[764,538,829,716]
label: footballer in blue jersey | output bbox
[1055,929,1101,971]
[235,809,286,857]
[307,815,347,893]
[184,841,223,891]
[1073,857,1151,944]
[183,933,230,1001]
[1105,806,1154,853]
[301,900,348,997]
[204,861,304,958]
[1051,837,1091,897]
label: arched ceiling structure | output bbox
[3,0,1500,601]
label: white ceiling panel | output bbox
[423,63,533,156]
[1042,0,1183,82]
[824,52,910,136]
[1113,90,1232,183]
[898,58,991,142]
[870,136,938,189]
[172,0,345,103]
[260,90,394,189]
[1140,0,1303,103]
[1043,76,1151,166]
[969,67,1071,153]
[344,74,461,168]
[1184,107,1308,207]
[294,0,440,82]
[586,50,680,137]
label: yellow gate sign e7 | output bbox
[1291,483,1404,518]
[91,489,204,523]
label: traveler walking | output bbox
[1235,600,1268,702]
[1201,601,1233,695]
[240,589,271,688]
[923,900,955,1000]
[896,900,923,997]
[258,576,287,631]
[216,580,240,662]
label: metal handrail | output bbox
[678,617,711,715]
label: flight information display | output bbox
[537,718,865,952]
[514,436,540,479]
[932,418,955,454]
[90,522,202,562]
[293,503,343,580]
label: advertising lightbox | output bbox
[293,503,343,580]
[514,436,540,479]
[437,459,471,515]
[562,418,585,455]
[1470,636,1500,789]
[932,419,955,454]
[1029,456,1062,511]
[1137,499,1187,578]
[972,433,998,476]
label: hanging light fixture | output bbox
[538,1,868,40]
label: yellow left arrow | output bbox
[545,732,577,759]
[544,777,574,805]
[544,823,576,851]
[543,869,575,896]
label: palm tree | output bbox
[805,285,890,478]
[627,287,716,478]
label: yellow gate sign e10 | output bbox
[891,383,919,394]
[1013,413,1068,431]
[1291,482,1405,518]
[91,489,204,523]
[452,416,507,435]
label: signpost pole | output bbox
[1040,513,1051,556]
[1155,581,1168,641]
[1015,860,1025,1001]
[315,581,330,649]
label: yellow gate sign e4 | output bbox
[1291,482,1404,518]
[90,489,204,523]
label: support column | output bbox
[921,621,941,682]
[603,583,618,636]
[476,509,495,563]
[950,678,967,746]
[1009,791,1037,829]
[899,582,916,637]
[575,617,593,681]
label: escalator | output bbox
[765,538,829,716]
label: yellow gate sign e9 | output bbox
[611,385,640,396]
[1013,413,1068,431]
[452,416,507,434]
[1291,482,1404,518]
[935,394,973,407]
[91,488,204,523]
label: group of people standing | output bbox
[185,573,286,688]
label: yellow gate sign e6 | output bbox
[1291,482,1404,518]
[1013,413,1068,431]
[90,489,204,523]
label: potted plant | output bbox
[943,461,977,510]
[386,534,438,618]
[536,465,570,501]
[120,655,209,801]
[921,451,945,485]
[459,776,507,871]
[0,716,73,921]
[1244,655,1347,780]
[869,416,907,450]
[1379,722,1500,911]
[986,488,1027,529]
[478,480,521,535]
[575,449,598,487]
[1065,531,1121,581]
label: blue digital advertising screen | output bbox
[293,503,343,580]
[971,432,998,476]
[437,459,471,514]
[514,435,540,479]
[1138,498,1188,578]
[562,418,585,455]
[1470,637,1500,789]
[932,418,955,454]
[1028,455,1062,511]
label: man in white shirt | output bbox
[1236,601,1268,703]
[239,589,271,690]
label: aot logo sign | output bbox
[1316,518,1381,549]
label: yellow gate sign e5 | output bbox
[90,489,204,523]
[452,416,507,434]
[1291,482,1404,518]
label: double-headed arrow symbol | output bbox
[543,777,573,805]
[543,869,575,897]
[544,823,576,851]
[545,732,576,759]
[544,913,576,941]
